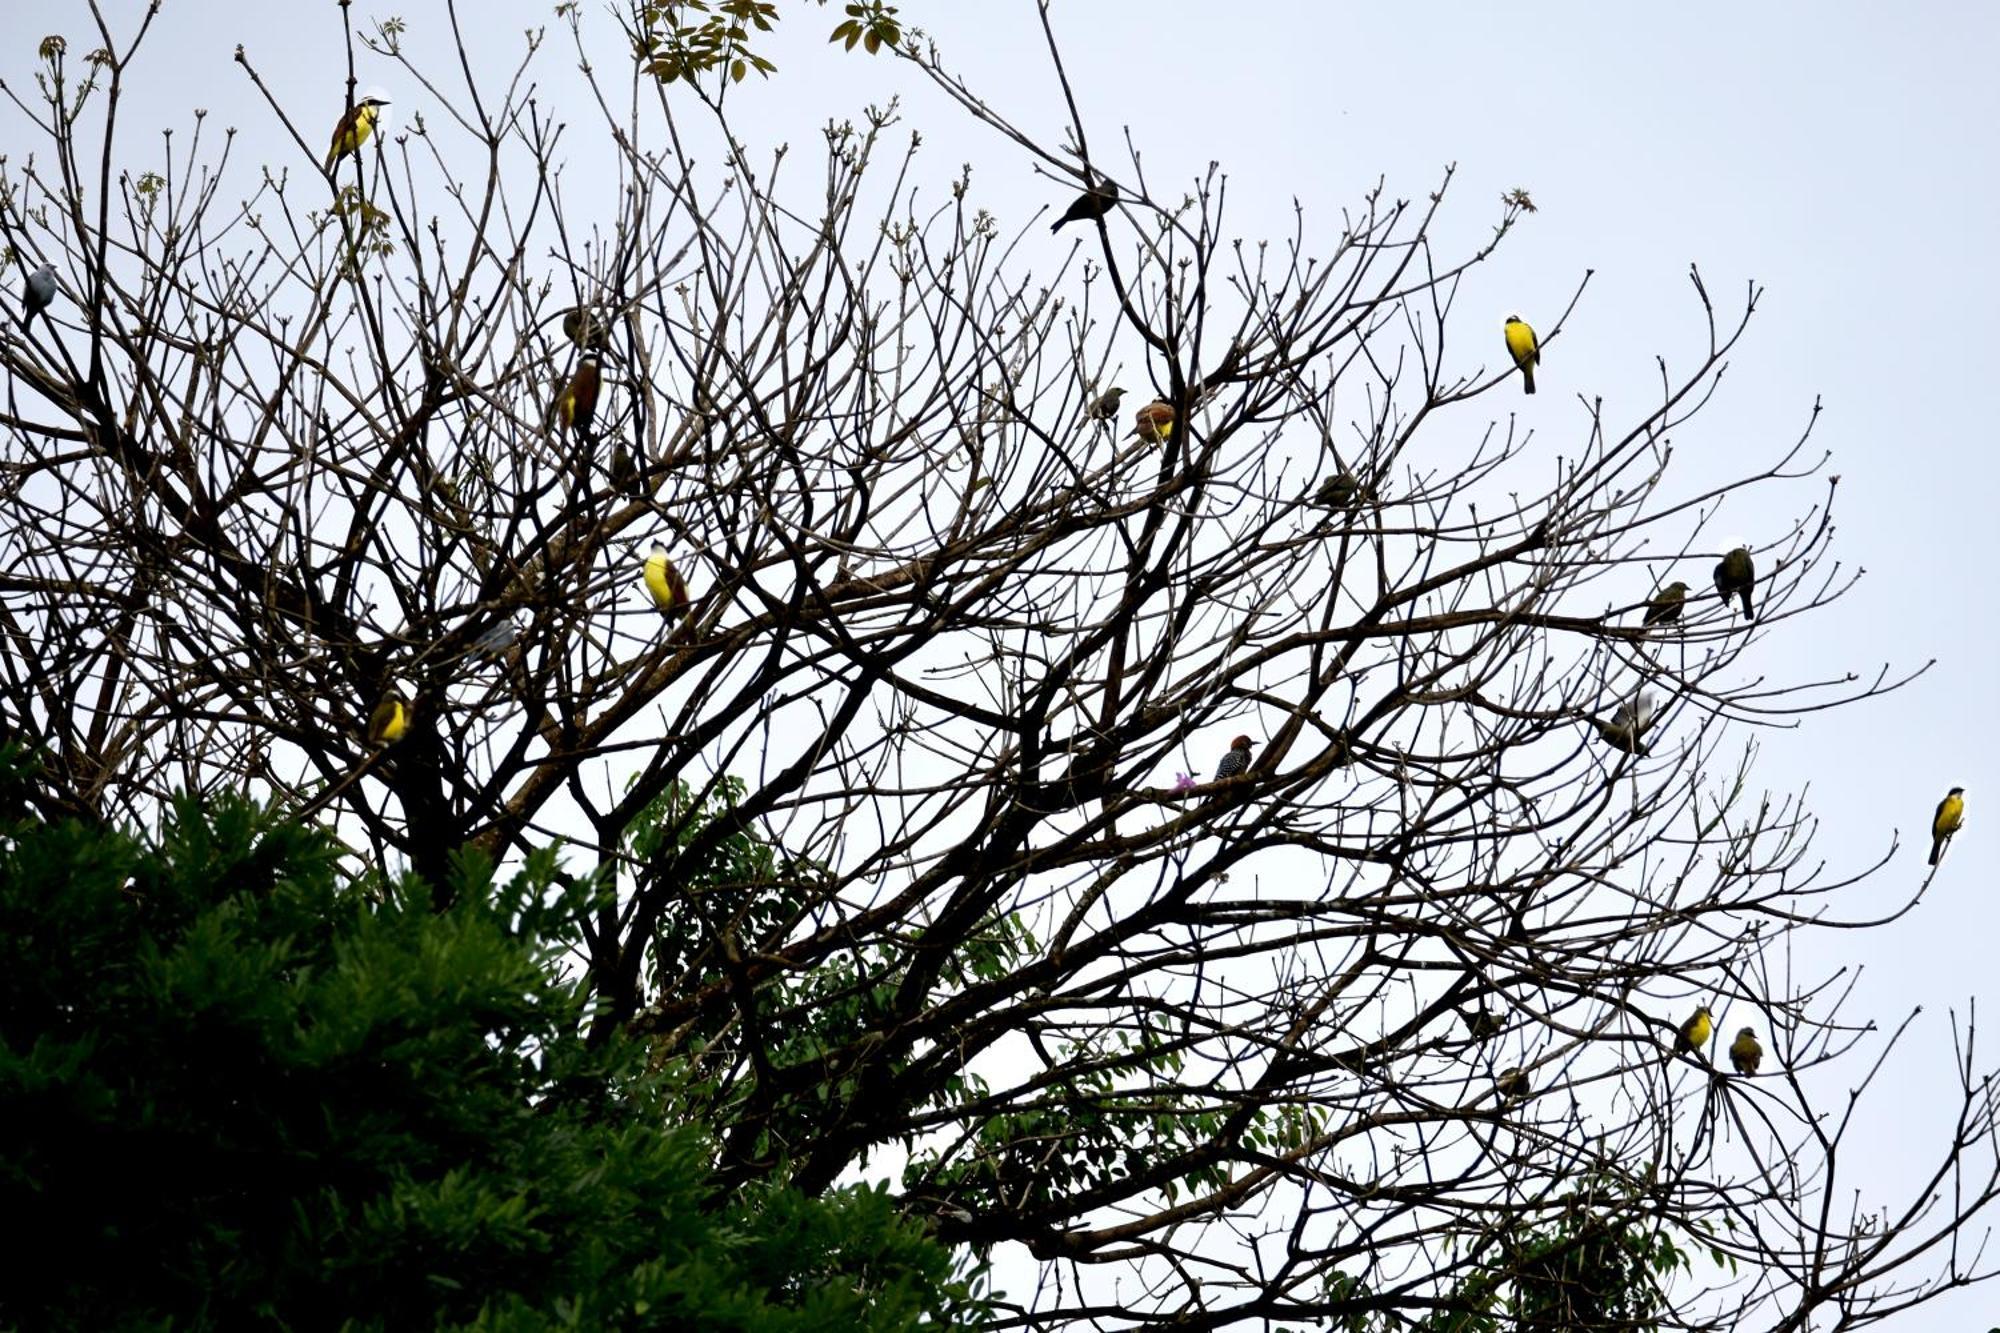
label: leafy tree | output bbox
[0,760,983,1331]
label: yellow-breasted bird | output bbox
[1086,386,1126,422]
[1713,546,1756,620]
[1503,315,1540,395]
[367,688,409,747]
[1930,786,1965,867]
[1644,581,1690,628]
[555,356,602,439]
[1729,1027,1763,1075]
[644,544,690,619]
[1133,398,1175,444]
[325,95,391,170]
[1672,1004,1713,1060]
[1051,179,1118,234]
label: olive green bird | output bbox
[1713,546,1756,620]
[1729,1027,1763,1075]
[1495,1067,1532,1103]
[1465,1008,1503,1041]
[1085,386,1126,422]
[1644,581,1690,628]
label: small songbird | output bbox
[1592,690,1657,756]
[609,440,640,497]
[469,621,519,661]
[643,543,690,619]
[1503,315,1540,395]
[1673,1004,1714,1060]
[1495,1067,1532,1103]
[1050,179,1118,234]
[1643,581,1690,628]
[561,306,610,351]
[1086,386,1126,422]
[1133,399,1175,444]
[555,356,602,439]
[20,262,57,329]
[1930,786,1966,867]
[1213,734,1256,781]
[1713,546,1756,620]
[1465,1008,1504,1041]
[367,688,410,747]
[1316,472,1364,511]
[325,94,391,169]
[1729,1027,1763,1076]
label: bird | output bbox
[1133,399,1175,444]
[643,544,690,618]
[1672,1004,1713,1060]
[1465,1008,1504,1041]
[1729,1027,1763,1076]
[1213,734,1256,781]
[1930,786,1965,867]
[1495,1067,1531,1103]
[1643,581,1690,628]
[561,305,610,351]
[367,688,409,747]
[1713,546,1756,620]
[609,440,641,497]
[324,94,391,169]
[1592,690,1657,755]
[554,356,602,439]
[1503,315,1540,395]
[469,622,518,662]
[19,262,57,329]
[1085,386,1126,422]
[1315,472,1366,511]
[1050,179,1117,234]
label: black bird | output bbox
[1051,180,1118,233]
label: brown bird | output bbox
[1729,1027,1763,1075]
[1133,399,1175,444]
[324,94,390,170]
[555,356,602,439]
[1050,179,1118,233]
[1643,581,1690,628]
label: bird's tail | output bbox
[1521,367,1536,395]
[1929,837,1943,867]
[1738,587,1754,620]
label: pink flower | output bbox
[1173,772,1198,793]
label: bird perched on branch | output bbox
[1643,581,1689,628]
[1672,1005,1713,1061]
[609,441,641,497]
[325,94,390,169]
[1729,1027,1763,1075]
[1213,735,1256,781]
[1930,786,1965,867]
[1503,315,1540,395]
[1465,1008,1503,1041]
[1133,399,1175,444]
[367,688,410,747]
[644,544,690,619]
[1050,179,1118,233]
[1591,690,1657,755]
[554,356,602,439]
[1315,471,1367,511]
[1713,546,1756,620]
[1085,386,1125,423]
[561,306,610,352]
[19,262,57,329]
[1495,1067,1531,1103]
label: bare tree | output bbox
[1,6,1991,1329]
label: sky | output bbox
[7,1,1997,1325]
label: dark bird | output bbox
[1315,472,1366,511]
[609,440,641,497]
[1713,546,1756,620]
[1213,734,1256,781]
[1643,581,1689,628]
[561,305,611,351]
[1930,786,1965,867]
[1465,1009,1504,1041]
[1051,179,1118,233]
[1495,1067,1531,1103]
[1729,1027,1763,1076]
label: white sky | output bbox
[7,2,1996,1325]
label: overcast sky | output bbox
[8,2,1997,1324]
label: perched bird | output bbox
[1930,786,1966,867]
[1729,1027,1763,1076]
[324,94,391,169]
[1050,179,1118,234]
[1643,581,1690,628]
[609,440,640,497]
[1085,386,1126,422]
[1672,1004,1714,1060]
[1592,690,1657,755]
[554,356,602,439]
[561,305,610,351]
[367,688,410,747]
[1213,734,1256,781]
[1133,399,1175,444]
[469,621,519,661]
[1713,546,1756,620]
[1502,315,1540,395]
[1315,472,1367,511]
[1495,1067,1532,1103]
[643,544,690,619]
[1465,1008,1504,1041]
[20,262,57,329]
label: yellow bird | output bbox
[1132,398,1175,444]
[325,95,391,170]
[1503,315,1540,395]
[643,544,690,619]
[367,688,409,747]
[1672,1004,1713,1060]
[1930,786,1965,866]
[1729,1027,1763,1075]
[554,356,602,439]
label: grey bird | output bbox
[1713,546,1756,620]
[1085,386,1126,422]
[1592,690,1657,755]
[21,262,57,328]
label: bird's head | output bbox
[1736,1027,1756,1041]
[362,95,391,108]
[1695,1005,1712,1020]
[650,542,667,559]
[1504,314,1523,326]
[1949,786,1966,797]
[1664,581,1690,595]
[1231,735,1256,752]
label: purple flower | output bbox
[1173,772,1198,793]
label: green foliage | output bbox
[636,0,899,87]
[0,792,984,1330]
